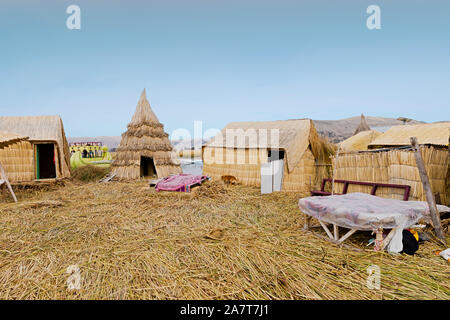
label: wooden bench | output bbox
[311,179,411,201]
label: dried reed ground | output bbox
[0,180,448,300]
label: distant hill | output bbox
[313,116,423,143]
[68,116,426,149]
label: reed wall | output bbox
[0,140,34,183]
[203,146,320,194]
[333,146,449,203]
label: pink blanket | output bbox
[155,174,208,192]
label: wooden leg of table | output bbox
[333,224,339,241]
[319,220,334,240]
[381,228,397,251]
[374,228,384,251]
[303,216,312,230]
[337,228,357,244]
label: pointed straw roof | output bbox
[130,89,160,125]
[353,114,371,135]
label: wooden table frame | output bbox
[304,216,397,250]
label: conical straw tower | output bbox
[353,113,371,135]
[112,89,181,179]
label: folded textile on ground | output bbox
[155,174,208,192]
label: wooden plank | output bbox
[337,228,357,244]
[303,216,312,230]
[410,137,446,245]
[333,224,339,240]
[319,220,334,239]
[380,228,397,251]
[309,231,363,252]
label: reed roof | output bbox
[0,131,28,146]
[340,130,382,152]
[129,89,160,125]
[205,119,325,172]
[369,122,450,148]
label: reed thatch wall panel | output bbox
[0,140,34,182]
[203,147,268,186]
[282,148,315,195]
[334,146,448,202]
[203,146,323,193]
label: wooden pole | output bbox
[410,137,446,245]
[0,162,17,203]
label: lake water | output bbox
[180,158,203,176]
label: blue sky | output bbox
[0,0,449,138]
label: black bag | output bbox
[401,230,419,255]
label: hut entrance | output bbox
[140,156,157,178]
[35,144,56,180]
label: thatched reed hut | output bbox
[0,116,71,182]
[202,119,335,193]
[112,89,181,179]
[333,122,450,204]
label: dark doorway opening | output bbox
[268,149,285,162]
[36,144,56,179]
[140,156,157,178]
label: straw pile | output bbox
[112,89,181,179]
[71,165,111,183]
[333,146,449,203]
[0,180,448,299]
